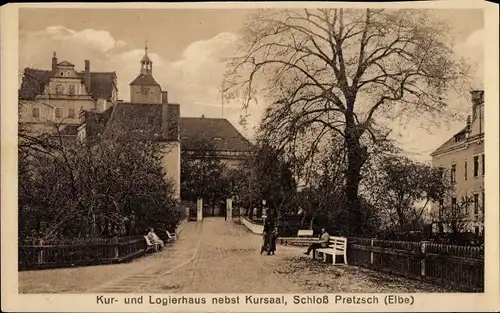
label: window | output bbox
[68,108,75,118]
[473,155,479,177]
[482,192,485,213]
[55,108,62,119]
[68,85,75,95]
[451,197,457,211]
[464,161,468,181]
[474,194,479,215]
[55,84,63,94]
[450,164,456,183]
[482,154,485,176]
[464,199,469,216]
[32,107,40,118]
[474,226,479,236]
[438,167,445,179]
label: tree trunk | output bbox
[300,213,307,227]
[309,212,317,230]
[344,110,367,236]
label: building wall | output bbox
[130,85,162,104]
[20,98,95,126]
[432,139,485,233]
[44,77,89,97]
[240,216,264,234]
[159,141,181,200]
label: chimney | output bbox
[85,60,91,94]
[201,114,205,118]
[52,52,57,72]
[162,103,180,141]
[162,103,169,139]
[471,90,484,118]
[162,91,168,104]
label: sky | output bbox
[18,8,484,162]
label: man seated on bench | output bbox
[147,227,165,250]
[303,228,330,260]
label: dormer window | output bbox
[454,133,465,142]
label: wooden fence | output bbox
[347,238,484,291]
[18,236,147,270]
[275,236,483,291]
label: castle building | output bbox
[430,90,485,235]
[18,52,118,135]
[19,47,253,201]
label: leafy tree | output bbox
[226,8,470,235]
[18,120,181,242]
[367,154,451,232]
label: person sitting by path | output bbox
[147,228,165,251]
[303,228,330,259]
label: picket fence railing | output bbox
[347,238,483,291]
[276,236,483,291]
[18,236,147,270]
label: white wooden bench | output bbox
[297,229,314,237]
[316,236,348,265]
[166,230,177,242]
[144,236,158,253]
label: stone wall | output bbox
[239,216,263,234]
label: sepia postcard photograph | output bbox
[1,1,499,312]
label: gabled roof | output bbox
[78,72,117,101]
[179,117,253,152]
[19,68,117,101]
[81,106,252,152]
[130,74,160,86]
[57,61,75,67]
[19,69,53,100]
[85,102,179,142]
[430,126,469,157]
[81,107,115,138]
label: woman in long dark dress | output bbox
[269,226,278,255]
[261,219,273,255]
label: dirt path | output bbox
[19,218,448,293]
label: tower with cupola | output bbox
[130,42,162,103]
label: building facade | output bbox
[430,90,485,235]
[19,52,118,134]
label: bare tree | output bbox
[226,9,470,235]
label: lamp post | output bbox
[262,200,267,223]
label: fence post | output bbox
[420,241,428,278]
[114,242,119,260]
[37,239,44,264]
[370,238,374,265]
